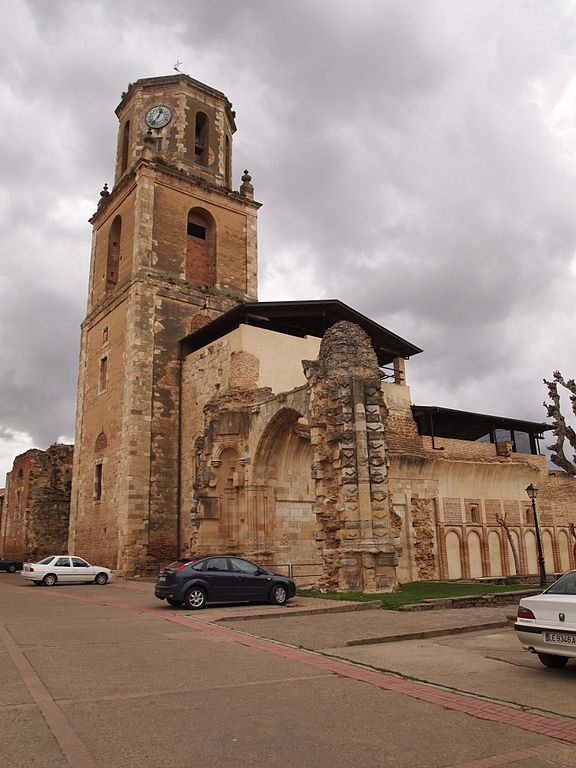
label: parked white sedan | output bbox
[21,555,112,586]
[515,570,576,668]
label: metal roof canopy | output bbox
[181,300,422,366]
[411,405,550,440]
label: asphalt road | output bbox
[1,574,576,768]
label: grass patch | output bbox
[298,581,541,610]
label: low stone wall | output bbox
[402,589,540,611]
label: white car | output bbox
[21,555,112,587]
[514,570,576,668]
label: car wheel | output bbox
[7,564,16,573]
[184,587,207,610]
[42,573,57,586]
[537,653,569,669]
[94,572,108,585]
[270,583,288,605]
[167,598,182,608]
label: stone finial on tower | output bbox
[98,183,110,208]
[240,169,254,200]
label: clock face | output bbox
[145,105,172,129]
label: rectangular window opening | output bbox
[99,356,108,393]
[187,222,206,239]
[94,463,102,501]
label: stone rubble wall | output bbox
[304,321,399,593]
[2,444,73,561]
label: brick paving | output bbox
[5,581,576,766]
[164,612,576,746]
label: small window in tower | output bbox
[102,326,109,345]
[99,356,108,394]
[106,216,122,292]
[94,463,103,501]
[121,120,130,174]
[225,134,231,187]
[187,221,206,239]
[156,137,163,152]
[195,111,209,167]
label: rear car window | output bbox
[546,572,576,595]
[165,560,195,569]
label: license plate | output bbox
[545,632,576,645]
[158,575,166,583]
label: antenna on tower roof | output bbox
[173,60,183,73]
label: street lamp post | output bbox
[526,483,546,587]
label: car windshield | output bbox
[545,571,576,595]
[38,556,56,565]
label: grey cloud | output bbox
[1,0,576,477]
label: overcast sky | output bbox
[2,0,576,481]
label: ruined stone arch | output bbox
[213,443,241,464]
[252,407,317,567]
[253,408,310,484]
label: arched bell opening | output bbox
[106,216,121,292]
[195,111,210,167]
[186,208,216,286]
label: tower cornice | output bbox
[116,74,237,132]
[91,156,261,226]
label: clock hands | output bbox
[145,105,172,129]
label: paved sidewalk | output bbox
[3,577,575,767]
[215,601,516,649]
[113,578,519,648]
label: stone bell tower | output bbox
[69,74,260,574]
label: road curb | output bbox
[344,618,515,646]
[213,599,382,622]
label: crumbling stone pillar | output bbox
[304,321,399,592]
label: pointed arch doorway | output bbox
[251,408,319,571]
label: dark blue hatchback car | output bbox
[154,555,296,610]
[0,557,23,573]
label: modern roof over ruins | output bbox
[181,299,423,366]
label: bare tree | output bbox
[495,512,520,575]
[543,371,576,475]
